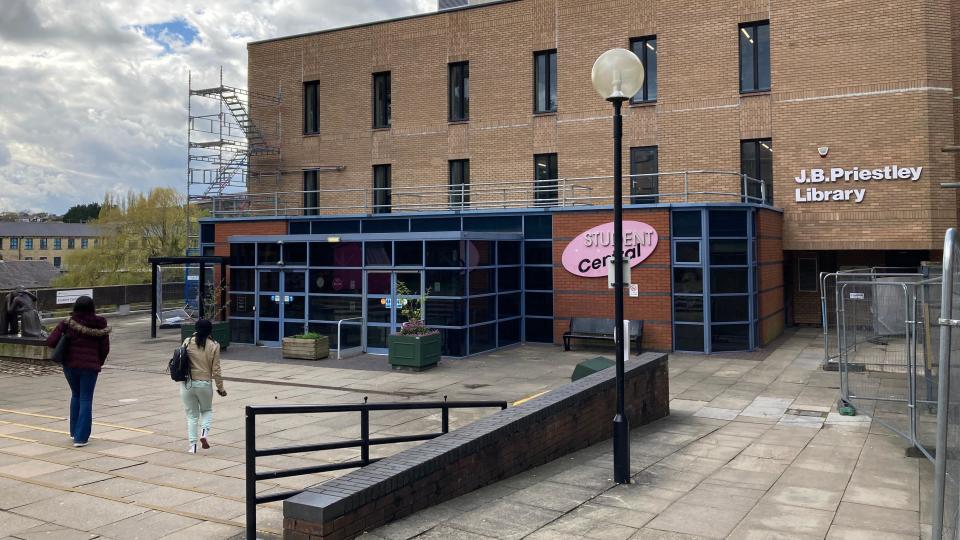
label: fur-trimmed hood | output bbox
[66,317,111,337]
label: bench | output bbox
[563,318,643,354]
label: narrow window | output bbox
[40,238,48,250]
[534,50,557,113]
[629,37,657,103]
[449,159,470,208]
[303,170,319,216]
[303,81,319,134]
[81,238,88,249]
[372,72,391,129]
[740,139,773,204]
[448,62,469,122]
[9,238,17,249]
[68,238,75,249]
[630,146,659,204]
[54,238,61,250]
[534,153,558,206]
[739,21,770,93]
[53,256,61,268]
[373,164,392,214]
[0,238,3,249]
[24,239,33,250]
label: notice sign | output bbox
[562,221,658,278]
[629,284,639,297]
[794,165,922,204]
[850,292,865,300]
[56,289,93,305]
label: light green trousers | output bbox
[180,380,213,444]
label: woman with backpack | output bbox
[46,296,111,447]
[180,319,226,453]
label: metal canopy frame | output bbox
[148,256,229,338]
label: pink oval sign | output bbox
[562,221,659,277]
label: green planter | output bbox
[388,333,441,371]
[180,321,231,351]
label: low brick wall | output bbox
[283,352,670,540]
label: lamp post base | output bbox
[613,413,631,484]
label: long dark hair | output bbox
[195,319,213,349]
[71,296,96,316]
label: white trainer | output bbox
[187,443,197,454]
[73,442,88,448]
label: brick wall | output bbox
[552,208,672,351]
[210,219,287,286]
[283,352,669,540]
[756,208,784,344]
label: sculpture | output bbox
[1,288,47,338]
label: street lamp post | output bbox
[591,48,645,485]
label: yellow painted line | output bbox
[513,391,548,406]
[0,433,37,443]
[0,408,153,434]
[91,422,153,434]
[0,408,61,420]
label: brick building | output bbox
[0,222,99,270]
[200,0,959,356]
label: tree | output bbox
[62,203,103,223]
[55,188,194,286]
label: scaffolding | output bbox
[186,68,282,251]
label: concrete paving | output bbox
[0,317,934,539]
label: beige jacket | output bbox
[184,335,224,392]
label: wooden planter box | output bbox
[388,333,441,371]
[282,335,330,360]
[180,321,231,351]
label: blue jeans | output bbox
[62,367,98,444]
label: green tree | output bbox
[55,188,194,286]
[62,203,102,223]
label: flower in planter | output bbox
[290,332,325,340]
[398,319,439,337]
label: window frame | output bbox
[10,238,17,249]
[448,62,469,122]
[303,170,319,216]
[81,238,88,249]
[303,80,319,134]
[53,238,62,250]
[24,238,33,250]
[53,256,61,268]
[739,21,770,93]
[449,159,470,209]
[373,164,392,214]
[40,238,48,250]
[740,138,773,205]
[629,145,659,204]
[372,72,392,129]
[68,238,75,250]
[533,50,557,114]
[533,153,559,205]
[629,36,657,104]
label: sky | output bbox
[0,0,436,214]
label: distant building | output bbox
[0,260,61,290]
[0,222,99,270]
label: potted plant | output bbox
[388,285,440,370]
[181,278,231,350]
[282,331,330,360]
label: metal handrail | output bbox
[336,316,364,360]
[244,397,508,540]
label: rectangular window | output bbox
[81,238,88,249]
[303,81,319,134]
[24,239,33,250]
[54,238,61,250]
[0,238,3,249]
[534,50,557,113]
[448,62,469,122]
[740,21,770,93]
[449,159,470,208]
[798,257,818,292]
[10,238,18,249]
[40,238,48,250]
[53,256,62,268]
[630,146,659,204]
[629,37,657,103]
[304,170,319,216]
[740,139,773,204]
[534,153,558,206]
[372,72,391,129]
[68,238,75,249]
[373,164,392,214]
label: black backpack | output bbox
[168,339,191,382]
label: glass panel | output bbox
[535,52,547,112]
[285,243,308,264]
[367,298,390,323]
[712,295,749,323]
[411,217,460,232]
[259,271,280,292]
[674,296,704,323]
[710,240,748,265]
[230,294,255,317]
[499,292,521,318]
[258,243,281,265]
[284,296,306,319]
[230,319,254,344]
[440,329,466,356]
[498,241,521,265]
[367,326,390,350]
[426,240,463,267]
[232,243,256,266]
[466,240,492,266]
[259,320,279,342]
[710,210,748,237]
[311,269,362,294]
[396,272,422,295]
[712,324,750,351]
[231,269,255,291]
[759,140,773,204]
[395,241,423,266]
[425,299,465,326]
[498,267,520,292]
[674,268,703,294]
[259,295,280,318]
[469,269,494,295]
[675,242,700,263]
[284,322,305,338]
[757,23,770,90]
[630,146,659,204]
[525,267,553,290]
[469,296,496,324]
[426,270,465,296]
[365,242,392,266]
[367,272,391,295]
[309,322,361,349]
[525,318,553,343]
[469,324,496,354]
[672,210,702,238]
[363,219,408,234]
[524,241,552,265]
[311,242,362,267]
[525,292,553,317]
[498,319,521,346]
[711,268,749,294]
[548,51,557,111]
[646,38,657,100]
[284,272,306,293]
[309,296,362,321]
[312,220,360,234]
[739,24,756,92]
[675,324,704,352]
[464,216,522,232]
[524,215,551,239]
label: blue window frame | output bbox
[54,238,62,250]
[24,239,32,250]
[10,238,18,249]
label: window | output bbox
[40,238,48,250]
[39,257,47,261]
[630,146,659,204]
[0,238,3,249]
[533,50,557,113]
[81,238,88,249]
[798,257,818,292]
[448,62,469,122]
[54,238,61,250]
[741,139,773,204]
[53,256,61,268]
[303,81,319,134]
[629,37,657,103]
[740,21,770,93]
[373,164,391,214]
[68,238,75,249]
[304,170,319,216]
[372,72,391,128]
[24,257,32,260]
[24,239,32,250]
[10,238,18,249]
[449,159,470,208]
[534,153,558,206]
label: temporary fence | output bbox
[934,228,960,539]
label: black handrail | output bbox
[244,396,508,540]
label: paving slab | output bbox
[11,492,147,531]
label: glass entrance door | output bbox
[364,271,423,354]
[256,269,307,346]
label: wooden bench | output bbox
[563,318,643,354]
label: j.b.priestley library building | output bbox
[196,0,959,357]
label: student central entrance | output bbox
[365,270,423,354]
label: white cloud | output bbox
[0,0,435,213]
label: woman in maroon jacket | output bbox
[46,296,111,447]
